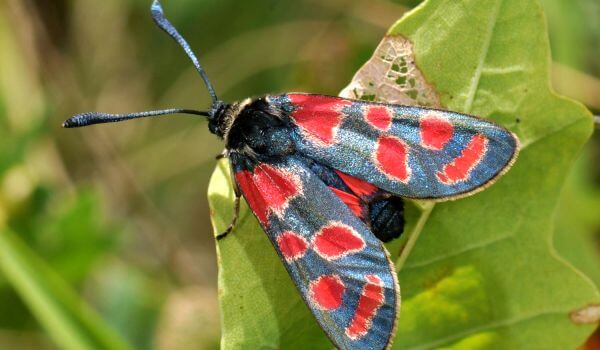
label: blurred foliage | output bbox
[0,227,131,350]
[0,0,597,349]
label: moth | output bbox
[63,1,519,349]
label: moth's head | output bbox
[207,101,229,137]
[207,99,251,139]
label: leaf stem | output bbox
[395,201,435,272]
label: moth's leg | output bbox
[216,164,241,240]
[215,149,228,160]
[216,187,240,240]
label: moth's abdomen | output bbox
[368,197,404,243]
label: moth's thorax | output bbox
[224,97,295,157]
[208,98,252,139]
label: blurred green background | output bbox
[0,0,598,349]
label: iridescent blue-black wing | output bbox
[230,153,399,350]
[268,93,519,200]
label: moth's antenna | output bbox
[151,0,218,104]
[62,1,219,129]
[62,109,209,128]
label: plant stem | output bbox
[395,201,435,272]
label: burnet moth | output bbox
[63,1,519,349]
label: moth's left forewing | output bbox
[230,154,399,350]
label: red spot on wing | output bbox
[276,231,309,262]
[309,275,345,311]
[374,136,411,183]
[436,134,488,185]
[234,164,302,226]
[329,187,365,218]
[313,222,365,260]
[235,171,269,225]
[345,275,385,340]
[335,171,378,198]
[420,113,454,150]
[253,165,301,217]
[365,106,392,131]
[288,94,352,146]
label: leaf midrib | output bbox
[462,0,503,113]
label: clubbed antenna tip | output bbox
[151,0,219,104]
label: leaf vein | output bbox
[463,0,502,113]
[403,232,514,270]
[404,310,570,350]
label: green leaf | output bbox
[0,228,132,350]
[208,0,600,348]
[388,0,599,348]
